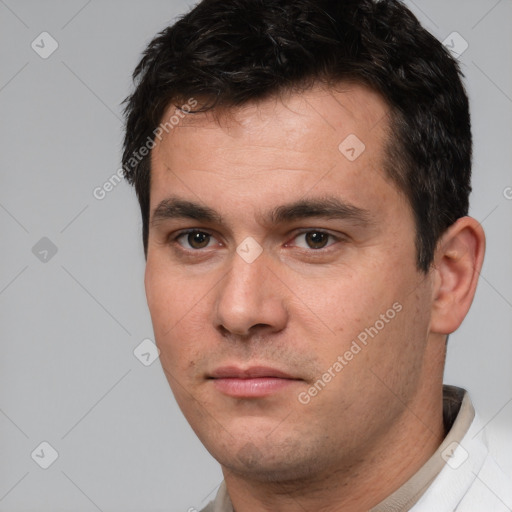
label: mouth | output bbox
[208,365,303,398]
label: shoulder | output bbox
[412,405,511,512]
[455,449,511,511]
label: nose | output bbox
[213,247,288,338]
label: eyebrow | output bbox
[150,196,373,228]
[268,197,372,226]
[151,197,223,226]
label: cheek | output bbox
[149,280,217,377]
[291,270,389,340]
[289,256,425,369]
[145,261,215,370]
[146,256,196,329]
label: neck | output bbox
[222,382,445,512]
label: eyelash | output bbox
[170,228,343,252]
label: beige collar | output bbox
[369,385,474,511]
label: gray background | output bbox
[0,1,511,511]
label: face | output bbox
[145,84,435,481]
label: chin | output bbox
[222,451,323,484]
[204,429,324,483]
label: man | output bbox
[122,0,511,510]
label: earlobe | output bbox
[430,216,486,335]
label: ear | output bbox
[430,216,486,335]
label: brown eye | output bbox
[304,231,329,249]
[183,231,211,249]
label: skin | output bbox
[144,83,485,511]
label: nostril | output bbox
[217,323,273,339]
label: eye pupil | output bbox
[188,231,210,249]
[305,231,328,249]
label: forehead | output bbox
[156,82,389,153]
[149,82,397,214]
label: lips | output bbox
[209,366,301,398]
[210,366,296,379]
